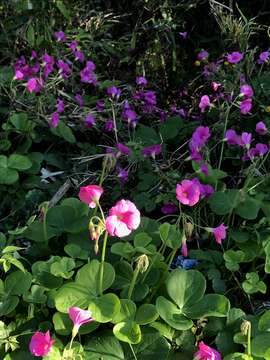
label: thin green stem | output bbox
[129,343,138,360]
[42,203,48,243]
[247,322,251,357]
[99,156,108,187]
[98,231,109,296]
[128,265,140,300]
[111,101,118,143]
[217,106,230,171]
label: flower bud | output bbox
[136,254,149,273]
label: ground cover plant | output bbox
[1,0,270,359]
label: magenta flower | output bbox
[74,50,85,63]
[85,114,96,128]
[54,31,66,42]
[79,185,104,208]
[240,84,253,98]
[105,199,140,237]
[179,31,188,39]
[190,126,211,150]
[26,77,43,93]
[107,86,121,98]
[117,168,129,185]
[227,51,243,64]
[194,341,221,360]
[255,143,268,156]
[14,69,24,80]
[200,163,209,176]
[31,50,37,59]
[68,307,93,334]
[29,331,54,357]
[211,224,228,245]
[225,129,240,145]
[258,51,269,64]
[144,91,156,105]
[116,143,131,156]
[142,144,162,159]
[75,93,84,107]
[69,41,78,51]
[256,121,267,135]
[181,241,188,257]
[51,112,59,128]
[161,203,178,214]
[56,98,65,113]
[239,132,252,148]
[57,60,71,78]
[96,100,105,112]
[240,98,252,114]
[199,95,211,112]
[80,68,97,84]
[176,179,201,206]
[211,82,221,91]
[104,119,114,132]
[136,76,148,86]
[197,50,209,61]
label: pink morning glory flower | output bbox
[211,224,228,245]
[176,179,201,206]
[240,84,253,98]
[68,307,93,335]
[256,121,268,135]
[79,185,104,208]
[105,199,141,237]
[227,51,243,64]
[194,341,221,360]
[240,98,252,114]
[29,331,54,357]
[199,95,211,112]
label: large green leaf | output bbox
[5,271,32,295]
[159,116,183,140]
[166,269,206,310]
[235,195,261,220]
[135,304,159,325]
[113,321,141,344]
[84,332,125,359]
[111,299,137,324]
[159,223,182,249]
[186,294,230,318]
[209,190,239,215]
[88,293,120,323]
[76,260,115,296]
[0,168,18,184]
[8,154,32,170]
[54,283,92,313]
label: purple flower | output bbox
[122,102,137,123]
[56,98,65,113]
[179,31,188,39]
[197,50,209,61]
[104,119,114,132]
[107,86,121,98]
[85,114,95,128]
[256,121,268,135]
[116,143,131,156]
[14,70,24,80]
[74,50,85,63]
[57,60,71,78]
[225,129,240,145]
[227,51,244,64]
[80,62,97,84]
[240,98,252,114]
[190,126,211,150]
[200,163,209,176]
[117,168,129,184]
[258,51,269,64]
[75,93,84,107]
[69,41,78,51]
[26,77,43,93]
[136,76,148,87]
[239,132,252,148]
[199,95,211,112]
[255,143,268,156]
[161,203,178,214]
[240,84,253,98]
[96,100,105,112]
[51,112,59,128]
[54,31,66,42]
[142,144,162,159]
[200,184,215,198]
[144,91,156,105]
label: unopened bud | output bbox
[185,222,194,238]
[241,320,251,336]
[136,254,149,273]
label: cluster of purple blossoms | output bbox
[227,51,244,64]
[80,61,97,85]
[107,86,121,99]
[50,98,65,128]
[122,101,137,126]
[189,126,211,163]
